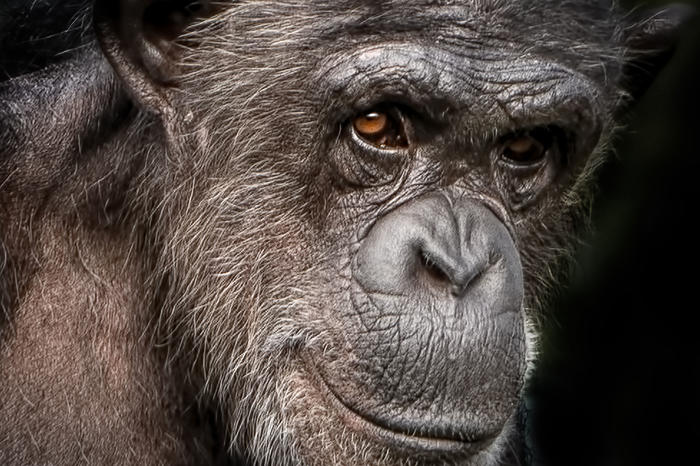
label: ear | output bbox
[93,0,216,118]
[622,3,697,102]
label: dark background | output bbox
[529,1,700,465]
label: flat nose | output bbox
[354,194,506,299]
[343,192,525,441]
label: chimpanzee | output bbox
[0,1,690,465]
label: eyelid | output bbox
[349,119,404,155]
[349,105,412,151]
[497,126,569,171]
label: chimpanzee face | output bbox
[88,1,688,464]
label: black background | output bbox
[529,1,700,465]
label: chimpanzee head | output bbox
[94,1,689,464]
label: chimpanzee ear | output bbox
[622,3,696,102]
[93,0,216,117]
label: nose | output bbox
[353,194,509,299]
[342,192,525,442]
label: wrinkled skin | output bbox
[0,1,688,465]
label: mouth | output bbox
[302,352,495,460]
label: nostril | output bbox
[418,247,486,297]
[451,267,483,297]
[419,250,452,288]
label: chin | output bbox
[276,357,521,466]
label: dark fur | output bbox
[0,1,683,465]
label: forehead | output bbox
[242,0,623,59]
[315,0,550,14]
[222,0,620,43]
[215,0,623,88]
[306,0,615,28]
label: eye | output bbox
[500,127,555,165]
[352,107,408,150]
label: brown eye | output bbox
[501,128,553,165]
[352,109,408,149]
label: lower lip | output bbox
[302,354,493,459]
